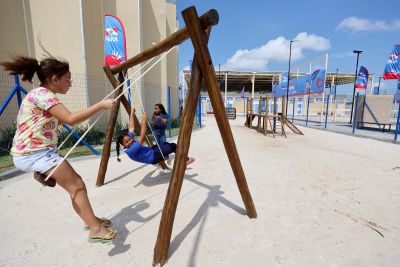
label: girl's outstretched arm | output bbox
[137,113,148,144]
[128,107,135,134]
[49,99,116,125]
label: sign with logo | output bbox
[104,14,127,66]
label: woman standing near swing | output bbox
[151,103,168,144]
[1,56,118,243]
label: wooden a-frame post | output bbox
[95,6,256,266]
[153,6,257,266]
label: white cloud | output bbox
[221,32,330,71]
[336,17,400,33]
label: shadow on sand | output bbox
[107,168,246,266]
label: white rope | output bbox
[57,131,73,150]
[113,47,174,102]
[101,55,157,101]
[43,47,174,182]
[54,57,157,153]
[130,77,166,160]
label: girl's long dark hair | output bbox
[154,103,167,115]
[116,134,129,162]
[1,56,69,83]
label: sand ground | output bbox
[1,116,399,267]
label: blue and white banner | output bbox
[384,44,400,80]
[104,14,127,66]
[355,66,369,89]
[292,74,310,96]
[310,69,326,94]
[272,70,325,98]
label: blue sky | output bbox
[176,0,399,94]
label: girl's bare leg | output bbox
[44,161,117,239]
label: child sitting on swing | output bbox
[116,107,195,165]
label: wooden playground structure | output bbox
[96,7,256,266]
[245,95,303,137]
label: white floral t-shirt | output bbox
[11,87,60,155]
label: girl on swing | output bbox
[1,56,117,243]
[116,107,195,165]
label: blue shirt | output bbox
[152,114,169,130]
[125,132,154,164]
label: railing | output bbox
[226,107,236,120]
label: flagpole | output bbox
[395,81,400,142]
[286,40,297,116]
[306,63,311,126]
[394,103,400,142]
[320,53,328,123]
[350,50,363,124]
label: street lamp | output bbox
[377,76,383,95]
[349,49,363,124]
[285,40,297,116]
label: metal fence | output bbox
[236,92,400,144]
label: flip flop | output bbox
[84,218,112,231]
[88,229,117,244]
[186,157,195,165]
[34,172,56,187]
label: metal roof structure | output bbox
[183,70,365,93]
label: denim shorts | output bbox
[13,148,63,174]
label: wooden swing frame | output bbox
[96,7,257,266]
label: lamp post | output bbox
[285,40,297,116]
[349,50,363,124]
[377,76,383,95]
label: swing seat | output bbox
[34,172,56,187]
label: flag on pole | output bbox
[383,44,400,80]
[355,66,369,89]
[240,86,245,98]
[104,14,127,66]
[310,69,326,94]
[272,82,278,98]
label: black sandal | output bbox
[34,172,56,187]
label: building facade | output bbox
[0,0,178,132]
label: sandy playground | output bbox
[1,116,400,266]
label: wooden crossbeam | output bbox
[110,10,219,74]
